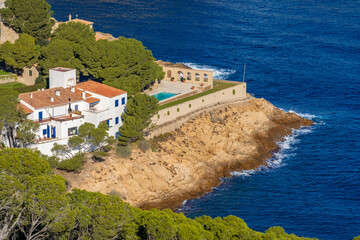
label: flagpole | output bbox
[242,63,246,82]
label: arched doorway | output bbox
[178,71,184,81]
[187,72,192,80]
[195,73,200,81]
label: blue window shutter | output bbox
[43,129,47,135]
[39,111,43,120]
[52,126,56,138]
[122,97,125,105]
[46,125,50,138]
[115,117,119,124]
[115,99,119,107]
[75,105,78,111]
[106,120,110,126]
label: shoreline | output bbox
[57,98,313,210]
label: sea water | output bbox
[47,0,360,239]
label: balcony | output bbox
[33,113,84,124]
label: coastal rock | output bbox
[57,98,312,210]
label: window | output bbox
[115,117,119,124]
[75,104,78,111]
[115,99,119,107]
[204,74,208,82]
[195,73,200,81]
[68,127,77,136]
[29,70,32,77]
[122,97,126,105]
[43,129,47,135]
[106,119,110,127]
[38,111,43,120]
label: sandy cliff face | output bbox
[58,98,312,209]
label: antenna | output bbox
[242,63,246,82]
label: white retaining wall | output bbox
[146,82,248,138]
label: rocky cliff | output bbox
[58,98,313,210]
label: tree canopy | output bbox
[0,88,39,149]
[37,22,164,94]
[0,0,54,44]
[0,34,40,71]
[118,94,159,145]
[0,149,322,239]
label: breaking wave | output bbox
[288,110,317,120]
[182,62,236,80]
[230,126,313,178]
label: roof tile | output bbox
[76,80,126,98]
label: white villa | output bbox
[18,67,127,156]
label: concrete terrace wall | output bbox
[146,82,248,139]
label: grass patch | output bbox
[159,81,237,110]
[0,82,26,88]
[0,70,11,75]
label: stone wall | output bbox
[145,82,248,138]
[0,73,17,84]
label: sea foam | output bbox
[182,62,236,80]
[230,126,313,177]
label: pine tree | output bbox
[0,0,55,44]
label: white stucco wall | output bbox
[49,69,76,89]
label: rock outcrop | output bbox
[57,98,313,210]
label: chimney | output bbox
[69,14,72,21]
[51,97,54,102]
[55,90,60,96]
[71,86,75,93]
[82,91,86,99]
[30,93,33,98]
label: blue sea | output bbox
[47,1,360,239]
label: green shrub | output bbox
[35,75,46,85]
[56,153,86,172]
[44,155,60,168]
[14,83,45,93]
[92,150,108,162]
[138,140,150,153]
[116,145,132,158]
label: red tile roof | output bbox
[19,87,84,109]
[76,80,126,98]
[17,103,33,114]
[85,97,100,103]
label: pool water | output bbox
[152,92,177,101]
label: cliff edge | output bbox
[57,98,313,209]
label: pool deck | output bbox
[148,81,199,103]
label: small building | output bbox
[157,60,213,89]
[18,67,127,156]
[21,64,39,85]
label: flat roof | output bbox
[50,67,75,72]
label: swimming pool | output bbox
[152,92,177,101]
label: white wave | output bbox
[288,110,316,119]
[230,169,256,177]
[231,126,312,177]
[182,62,236,80]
